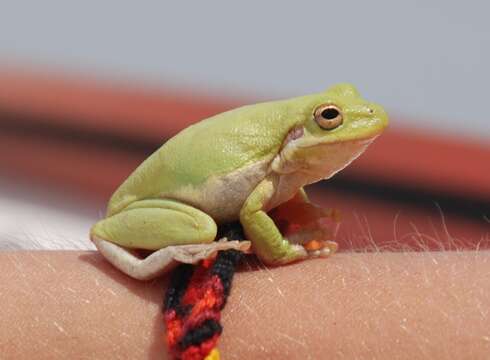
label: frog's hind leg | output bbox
[91,199,218,250]
[92,235,250,280]
[90,199,228,280]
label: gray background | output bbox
[1,0,489,142]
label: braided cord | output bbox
[164,223,245,360]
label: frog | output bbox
[90,83,388,280]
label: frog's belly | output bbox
[160,159,270,223]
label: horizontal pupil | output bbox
[321,108,339,120]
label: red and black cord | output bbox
[163,223,245,360]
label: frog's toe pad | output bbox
[93,238,251,281]
[304,240,338,258]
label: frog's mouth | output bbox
[281,122,382,150]
[297,131,381,149]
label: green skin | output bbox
[91,84,388,265]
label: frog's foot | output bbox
[275,240,337,265]
[92,237,251,281]
[303,240,338,258]
[286,226,338,259]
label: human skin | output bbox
[1,250,489,359]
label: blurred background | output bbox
[0,1,488,251]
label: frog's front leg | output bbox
[240,177,309,265]
[90,199,250,280]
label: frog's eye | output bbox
[314,104,343,130]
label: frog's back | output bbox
[107,100,298,216]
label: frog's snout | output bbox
[369,103,389,129]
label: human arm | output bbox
[1,250,489,359]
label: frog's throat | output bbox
[271,136,377,179]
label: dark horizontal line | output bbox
[1,109,489,225]
[0,109,157,157]
[314,177,489,226]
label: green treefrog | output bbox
[90,83,388,280]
